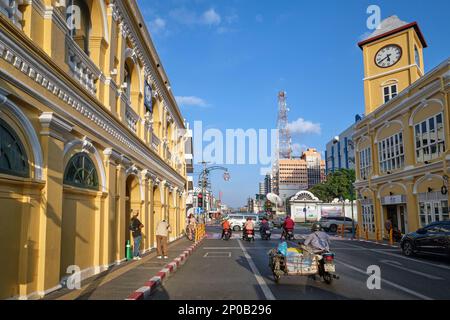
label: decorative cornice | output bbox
[110,0,184,129]
[39,111,73,141]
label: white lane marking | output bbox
[203,247,274,250]
[336,259,433,300]
[238,240,276,301]
[372,250,450,271]
[336,239,450,272]
[203,252,232,258]
[379,260,444,280]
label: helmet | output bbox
[311,223,321,232]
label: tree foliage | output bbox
[308,169,356,203]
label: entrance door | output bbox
[398,205,408,233]
[387,205,398,230]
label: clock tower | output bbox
[358,16,428,115]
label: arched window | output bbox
[124,63,132,99]
[67,0,91,55]
[64,153,99,190]
[0,119,29,177]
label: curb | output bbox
[337,235,400,248]
[126,236,206,300]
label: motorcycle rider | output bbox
[243,217,255,239]
[281,215,295,240]
[221,218,232,240]
[303,223,331,253]
[259,216,270,237]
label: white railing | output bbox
[66,35,100,95]
[0,0,23,28]
[125,104,139,133]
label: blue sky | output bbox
[136,0,450,208]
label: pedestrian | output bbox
[156,218,171,259]
[130,210,144,260]
[385,219,392,233]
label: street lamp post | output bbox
[198,162,230,224]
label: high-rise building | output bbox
[277,149,326,202]
[302,148,326,188]
[259,182,266,196]
[325,119,359,175]
[264,174,272,195]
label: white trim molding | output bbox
[0,88,44,180]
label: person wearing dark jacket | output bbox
[130,210,144,260]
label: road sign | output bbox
[196,207,204,214]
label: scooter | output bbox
[243,229,255,242]
[223,228,232,241]
[282,228,295,241]
[260,228,271,240]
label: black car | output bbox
[401,221,450,258]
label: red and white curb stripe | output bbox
[126,236,206,300]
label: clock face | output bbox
[375,45,402,68]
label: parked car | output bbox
[401,221,450,258]
[225,214,262,231]
[320,216,354,233]
[272,216,286,229]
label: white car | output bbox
[320,216,355,233]
[224,214,261,231]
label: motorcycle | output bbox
[282,228,295,241]
[223,228,232,241]
[260,228,271,240]
[243,229,255,242]
[269,246,339,285]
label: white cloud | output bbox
[176,96,208,108]
[288,118,321,135]
[149,18,167,34]
[202,9,221,25]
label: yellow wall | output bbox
[362,28,424,114]
[0,0,189,299]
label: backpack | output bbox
[129,219,137,232]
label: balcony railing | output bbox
[125,104,139,133]
[66,35,100,95]
[0,0,23,28]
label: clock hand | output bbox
[377,55,389,64]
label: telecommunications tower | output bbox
[276,91,292,160]
[272,91,292,195]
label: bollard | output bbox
[126,240,132,261]
[389,228,393,246]
[365,228,369,241]
[376,229,380,243]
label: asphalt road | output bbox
[149,225,450,300]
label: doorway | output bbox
[386,205,408,233]
[125,175,141,257]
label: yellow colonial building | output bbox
[0,0,191,299]
[354,16,450,240]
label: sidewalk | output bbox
[44,237,197,300]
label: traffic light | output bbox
[197,193,203,208]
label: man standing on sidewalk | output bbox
[156,219,171,259]
[130,210,144,260]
